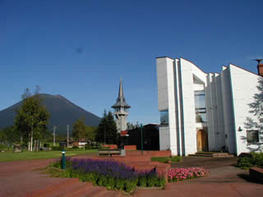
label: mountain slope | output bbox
[0,94,101,135]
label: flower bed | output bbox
[51,158,165,193]
[168,167,208,182]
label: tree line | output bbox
[0,89,118,151]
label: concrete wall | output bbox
[156,57,177,155]
[229,64,262,155]
[179,58,199,155]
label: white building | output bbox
[156,56,263,156]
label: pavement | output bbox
[0,156,262,197]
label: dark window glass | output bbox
[194,90,206,122]
[247,130,259,143]
[160,110,169,126]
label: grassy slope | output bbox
[0,149,97,162]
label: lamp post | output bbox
[61,150,66,169]
[140,124,143,155]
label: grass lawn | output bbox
[0,149,97,162]
[151,156,182,163]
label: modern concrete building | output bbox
[156,56,263,156]
[112,79,130,133]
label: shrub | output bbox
[237,157,254,169]
[237,152,263,169]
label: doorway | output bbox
[197,129,208,152]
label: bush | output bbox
[237,157,254,169]
[237,152,263,169]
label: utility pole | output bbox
[104,125,106,144]
[53,126,56,146]
[67,125,69,148]
[30,117,33,152]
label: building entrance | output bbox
[197,129,208,152]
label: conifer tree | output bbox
[95,110,118,144]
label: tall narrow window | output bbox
[194,90,206,123]
[160,110,169,126]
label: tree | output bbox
[95,111,118,144]
[86,126,97,142]
[72,118,87,141]
[0,127,20,149]
[244,78,263,152]
[15,90,49,151]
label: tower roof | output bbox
[112,79,130,109]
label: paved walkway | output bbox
[0,156,262,196]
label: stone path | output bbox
[0,156,262,196]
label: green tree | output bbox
[72,118,87,141]
[0,127,20,149]
[245,78,263,152]
[86,126,97,142]
[15,91,49,151]
[96,111,118,144]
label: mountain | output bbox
[0,94,101,135]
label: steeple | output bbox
[112,79,130,109]
[112,79,130,133]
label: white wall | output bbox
[229,65,262,155]
[159,127,170,150]
[179,58,204,155]
[156,57,178,155]
[221,66,236,154]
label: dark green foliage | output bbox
[138,176,147,187]
[237,152,263,169]
[95,111,118,144]
[0,127,20,148]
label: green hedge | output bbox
[237,152,263,169]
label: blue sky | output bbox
[0,0,262,124]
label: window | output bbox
[194,90,207,123]
[247,130,259,143]
[160,110,169,126]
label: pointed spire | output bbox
[118,78,124,99]
[112,79,130,109]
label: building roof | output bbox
[112,79,130,109]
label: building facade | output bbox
[156,57,263,156]
[112,80,130,133]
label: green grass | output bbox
[0,149,97,162]
[151,156,182,163]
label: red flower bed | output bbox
[168,167,208,182]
